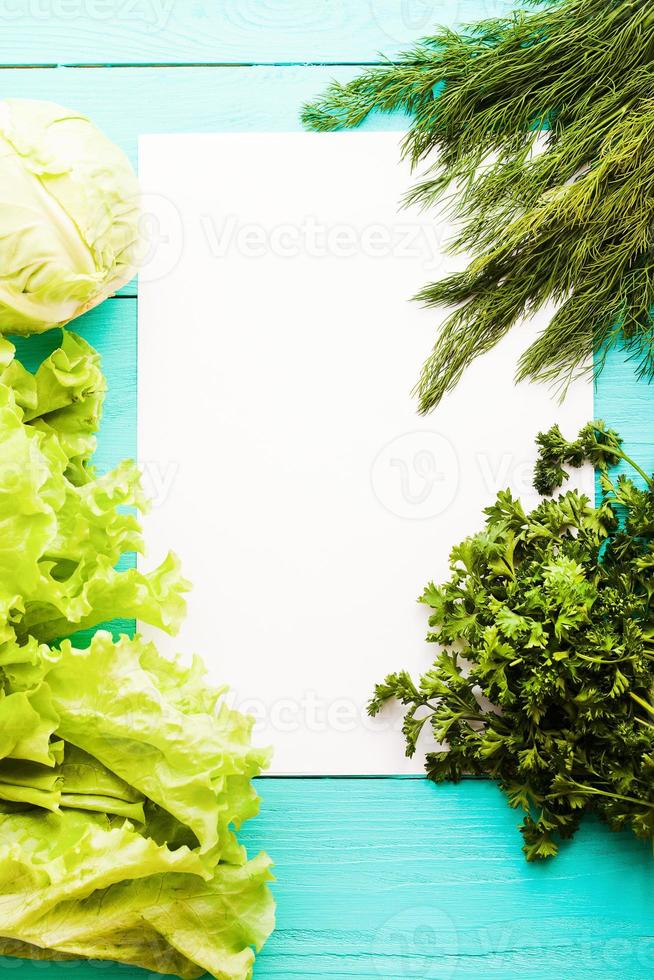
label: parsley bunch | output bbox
[371,423,654,859]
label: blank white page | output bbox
[138,132,593,774]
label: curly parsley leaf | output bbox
[372,422,654,860]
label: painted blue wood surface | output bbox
[2,4,654,979]
[595,343,654,484]
[5,780,654,978]
[246,779,654,978]
[0,0,520,65]
[0,66,404,168]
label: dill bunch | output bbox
[303,0,654,413]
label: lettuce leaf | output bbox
[0,332,275,978]
[46,631,271,857]
[0,330,189,645]
[0,849,273,980]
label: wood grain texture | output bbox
[0,64,404,299]
[594,343,654,483]
[0,64,404,169]
[2,12,654,977]
[7,779,654,979]
[0,0,518,66]
[242,778,654,978]
[3,320,653,980]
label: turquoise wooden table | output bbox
[3,3,654,977]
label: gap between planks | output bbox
[0,61,403,69]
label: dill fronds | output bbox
[303,0,654,413]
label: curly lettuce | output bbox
[0,332,274,978]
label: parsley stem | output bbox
[549,781,654,810]
[630,692,654,716]
[576,652,631,664]
[592,426,653,489]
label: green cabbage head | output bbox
[0,99,140,334]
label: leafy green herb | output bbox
[303,0,654,412]
[533,420,627,495]
[370,421,654,859]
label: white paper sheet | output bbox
[138,132,594,775]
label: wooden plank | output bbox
[0,65,405,300]
[241,778,654,978]
[594,344,654,481]
[0,65,404,170]
[0,1,519,66]
[5,778,654,979]
[2,56,650,461]
[2,57,654,980]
